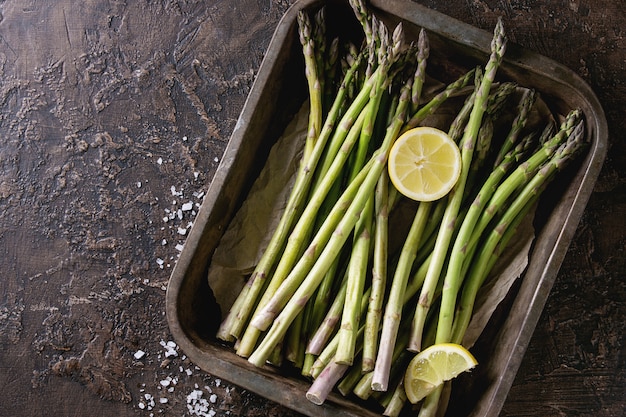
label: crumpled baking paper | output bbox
[207,92,544,346]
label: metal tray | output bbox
[165,1,608,416]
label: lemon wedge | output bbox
[404,343,477,404]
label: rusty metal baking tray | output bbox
[166,0,608,416]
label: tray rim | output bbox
[166,1,608,416]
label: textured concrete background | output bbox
[0,1,623,416]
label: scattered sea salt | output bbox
[160,340,178,358]
[186,389,213,417]
[171,186,183,197]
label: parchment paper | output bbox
[207,103,309,312]
[208,91,548,346]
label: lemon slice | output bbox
[388,127,462,201]
[404,343,477,404]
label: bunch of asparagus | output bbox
[216,1,587,415]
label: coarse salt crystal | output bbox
[209,394,217,403]
[182,202,193,211]
[137,181,142,188]
[160,340,178,358]
[175,244,184,252]
[159,398,168,404]
[134,350,146,360]
[157,157,163,165]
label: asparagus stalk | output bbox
[463,108,583,261]
[409,17,507,353]
[220,13,358,342]
[246,60,390,338]
[464,81,517,197]
[233,55,370,354]
[403,68,476,132]
[312,8,327,115]
[310,329,340,379]
[298,10,323,164]
[349,0,373,47]
[417,385,444,417]
[411,29,429,114]
[435,106,539,345]
[418,121,585,417]
[235,129,365,356]
[494,87,537,167]
[285,308,305,366]
[362,170,390,372]
[450,120,586,343]
[372,201,432,391]
[323,37,340,115]
[247,80,412,368]
[383,380,408,417]
[306,361,350,405]
[446,67,481,143]
[306,269,349,355]
[336,195,374,364]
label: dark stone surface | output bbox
[0,1,623,416]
